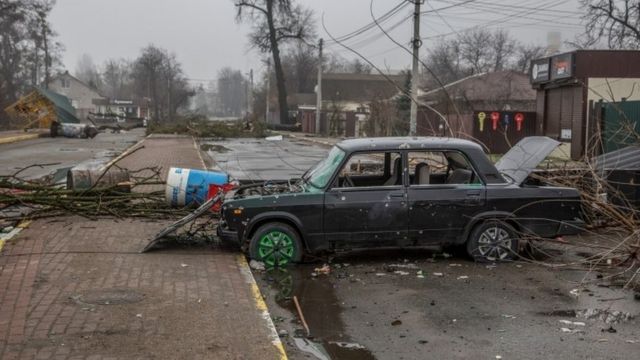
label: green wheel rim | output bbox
[258,230,295,267]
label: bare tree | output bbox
[281,43,318,93]
[424,29,530,87]
[580,0,640,49]
[131,45,192,123]
[459,29,493,74]
[0,0,61,128]
[217,67,247,116]
[75,53,102,90]
[424,39,466,85]
[102,58,133,99]
[515,44,547,73]
[235,0,315,125]
[492,29,517,71]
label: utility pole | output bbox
[315,38,323,134]
[249,69,254,115]
[409,0,422,136]
[265,59,270,123]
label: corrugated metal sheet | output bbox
[593,146,640,171]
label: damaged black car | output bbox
[217,137,585,266]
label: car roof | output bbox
[335,137,485,153]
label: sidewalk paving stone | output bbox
[0,135,285,360]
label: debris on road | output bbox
[602,326,617,333]
[560,327,584,334]
[313,264,331,275]
[142,192,223,252]
[293,295,310,337]
[559,319,586,326]
[51,122,98,139]
[391,320,402,326]
[265,135,283,141]
[250,260,266,271]
[433,272,444,277]
[457,275,469,280]
[577,308,634,324]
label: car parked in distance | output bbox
[218,137,585,266]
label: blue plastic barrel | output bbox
[165,167,229,207]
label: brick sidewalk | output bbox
[0,136,285,359]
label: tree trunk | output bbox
[266,0,289,125]
[42,24,50,89]
[151,74,160,123]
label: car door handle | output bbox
[389,192,405,198]
[466,190,481,196]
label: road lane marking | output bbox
[236,255,288,360]
[0,133,40,145]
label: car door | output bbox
[407,150,487,245]
[323,151,409,249]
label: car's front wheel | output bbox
[466,220,519,262]
[249,222,303,267]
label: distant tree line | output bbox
[423,28,547,87]
[74,45,193,123]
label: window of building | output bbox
[60,78,70,88]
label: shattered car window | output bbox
[303,146,345,190]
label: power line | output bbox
[324,1,409,45]
[438,0,583,28]
[434,0,583,16]
[420,0,582,41]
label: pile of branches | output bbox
[0,164,194,224]
[529,163,640,288]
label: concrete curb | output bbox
[277,131,336,148]
[236,255,289,360]
[0,133,41,146]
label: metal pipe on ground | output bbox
[66,168,131,192]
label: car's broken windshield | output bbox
[303,146,345,190]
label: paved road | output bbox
[0,129,144,180]
[202,137,329,181]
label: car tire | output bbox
[249,222,303,267]
[466,220,519,262]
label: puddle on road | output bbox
[261,266,375,360]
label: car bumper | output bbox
[556,219,585,236]
[217,221,240,245]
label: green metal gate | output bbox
[602,100,640,153]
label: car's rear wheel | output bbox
[249,222,303,267]
[466,220,519,262]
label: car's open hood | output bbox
[494,137,560,185]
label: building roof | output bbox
[419,70,535,103]
[322,72,407,103]
[50,71,105,98]
[37,87,81,123]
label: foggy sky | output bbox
[49,0,583,85]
